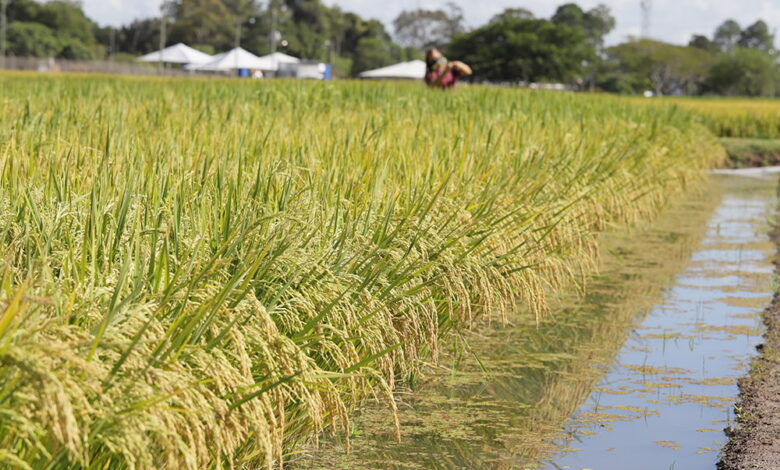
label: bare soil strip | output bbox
[719,215,780,469]
[722,138,780,169]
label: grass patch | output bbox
[721,138,780,169]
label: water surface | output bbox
[296,176,776,470]
[548,176,776,470]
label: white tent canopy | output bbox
[187,48,269,71]
[256,52,300,71]
[137,43,213,65]
[358,60,426,80]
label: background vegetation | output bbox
[2,0,779,93]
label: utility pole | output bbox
[159,1,171,73]
[1,0,8,70]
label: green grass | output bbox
[0,73,721,469]
[720,138,780,168]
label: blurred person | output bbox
[425,48,472,90]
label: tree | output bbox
[351,36,398,74]
[551,3,614,50]
[582,4,615,50]
[116,18,162,55]
[551,4,584,29]
[237,0,290,55]
[393,2,465,51]
[714,19,741,52]
[171,0,238,50]
[689,34,718,53]
[705,48,778,96]
[7,0,101,59]
[34,0,97,45]
[7,0,41,23]
[337,14,399,75]
[490,8,534,24]
[738,20,775,52]
[338,15,391,58]
[59,37,99,59]
[7,21,60,57]
[448,16,590,83]
[550,3,614,89]
[606,39,715,95]
[276,0,335,59]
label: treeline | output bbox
[601,20,778,96]
[3,0,779,94]
[3,0,421,77]
[441,6,778,97]
[3,0,104,59]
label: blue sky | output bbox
[82,0,780,47]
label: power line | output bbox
[640,0,652,38]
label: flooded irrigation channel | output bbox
[297,175,777,470]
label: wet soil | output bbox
[718,219,780,470]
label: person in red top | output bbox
[424,48,472,90]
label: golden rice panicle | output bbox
[0,74,718,468]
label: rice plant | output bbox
[644,97,780,139]
[0,73,721,469]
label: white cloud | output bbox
[81,0,780,47]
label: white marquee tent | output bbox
[186,48,270,71]
[137,43,213,65]
[256,52,300,72]
[358,60,426,80]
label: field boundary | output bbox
[719,185,780,469]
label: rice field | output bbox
[656,98,780,139]
[0,73,721,469]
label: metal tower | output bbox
[640,0,652,38]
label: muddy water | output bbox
[296,176,776,470]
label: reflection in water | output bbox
[547,176,776,470]
[294,176,776,470]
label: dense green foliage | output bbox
[448,15,590,83]
[704,48,778,97]
[601,39,714,95]
[599,20,779,96]
[0,74,721,469]
[5,0,102,59]
[2,1,778,93]
[5,0,414,76]
[447,3,612,83]
[175,0,416,75]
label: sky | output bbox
[82,0,780,47]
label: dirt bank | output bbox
[718,221,780,469]
[723,138,780,169]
